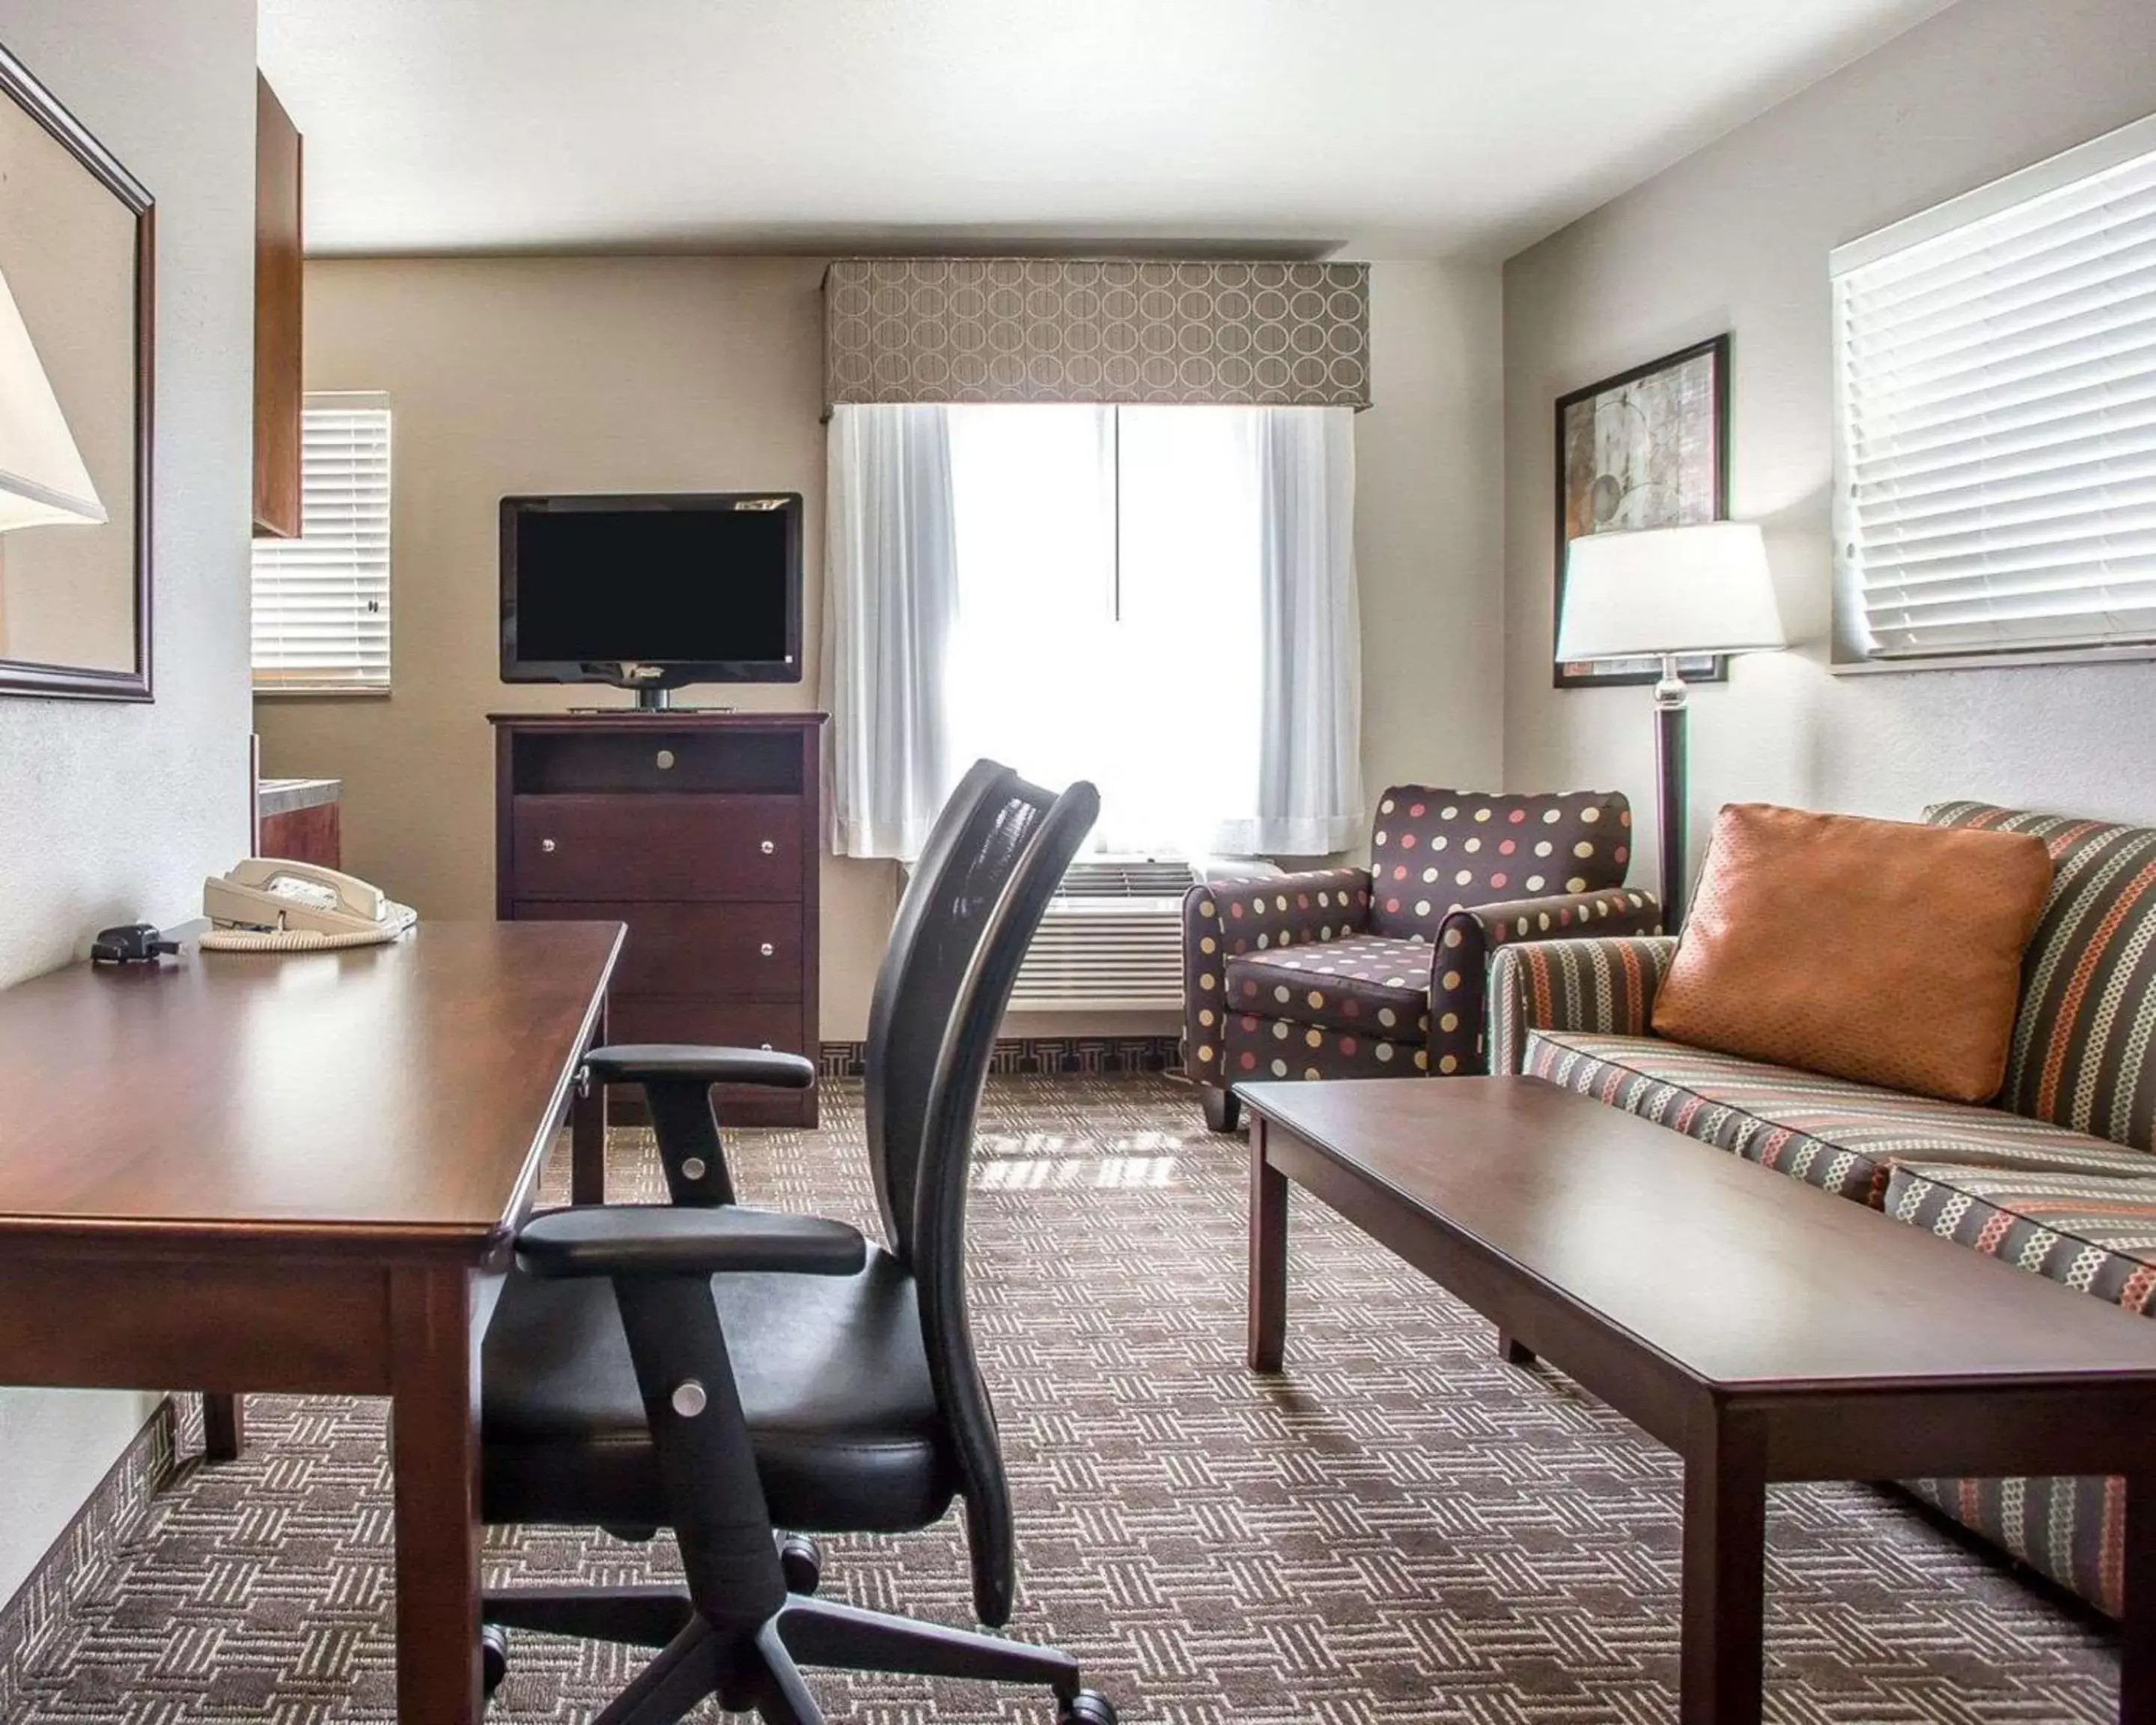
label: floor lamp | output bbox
[1554,523,1785,928]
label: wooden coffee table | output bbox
[1240,1075,2156,1725]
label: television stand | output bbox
[489,708,828,1129]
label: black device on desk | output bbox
[91,923,179,965]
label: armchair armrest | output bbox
[1184,867,1372,1097]
[517,1205,868,1280]
[1486,934,1681,1076]
[582,1044,817,1090]
[1427,889,1663,1075]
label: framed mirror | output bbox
[0,40,153,701]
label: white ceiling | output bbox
[260,0,1962,261]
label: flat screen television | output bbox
[499,492,803,704]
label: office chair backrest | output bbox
[859,759,1100,1623]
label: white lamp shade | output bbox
[1556,522,1785,662]
[0,265,105,532]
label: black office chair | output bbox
[477,761,1114,1725]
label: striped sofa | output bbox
[1487,801,2156,1618]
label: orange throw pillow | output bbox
[1651,803,2052,1104]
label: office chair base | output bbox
[778,1533,823,1595]
[481,1587,1111,1724]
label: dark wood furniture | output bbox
[490,711,824,1128]
[0,921,621,1725]
[1241,1075,2156,1725]
[252,70,302,539]
[256,775,341,867]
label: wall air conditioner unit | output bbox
[999,855,1282,1014]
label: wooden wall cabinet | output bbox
[491,711,825,1128]
[252,72,302,539]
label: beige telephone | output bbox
[201,858,418,951]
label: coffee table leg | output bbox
[1681,1420,1767,1725]
[2125,1472,2156,1724]
[1247,1115,1288,1372]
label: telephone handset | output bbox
[201,858,418,950]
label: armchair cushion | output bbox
[1225,933,1431,1037]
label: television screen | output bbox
[502,495,802,684]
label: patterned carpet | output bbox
[4,1075,2122,1722]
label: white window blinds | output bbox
[251,392,392,690]
[1833,115,2156,663]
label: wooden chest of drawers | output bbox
[490,711,824,1128]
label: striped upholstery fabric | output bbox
[1887,1160,2156,1616]
[1523,1030,2156,1207]
[1487,935,1678,1077]
[1489,812,2156,1619]
[1927,802,2156,1149]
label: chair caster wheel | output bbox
[480,1623,508,1699]
[1059,1690,1116,1725]
[779,1532,823,1595]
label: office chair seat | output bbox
[481,1241,958,1535]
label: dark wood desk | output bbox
[0,919,621,1725]
[1243,1076,2156,1725]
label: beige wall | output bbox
[0,0,258,1605]
[1502,0,2156,892]
[261,254,1504,1037]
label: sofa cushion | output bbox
[1654,803,2051,1104]
[1525,1029,2156,1207]
[1225,934,1431,1038]
[1883,1162,2156,1312]
[1928,803,2156,1150]
[1368,788,1630,943]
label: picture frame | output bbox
[1553,334,1729,690]
[0,37,154,702]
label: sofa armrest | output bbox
[1427,888,1663,1075]
[1486,934,1681,1075]
[1182,867,1370,1094]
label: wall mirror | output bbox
[0,40,152,701]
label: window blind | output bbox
[251,392,392,690]
[1833,115,2156,663]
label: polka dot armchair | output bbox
[1181,787,1662,1131]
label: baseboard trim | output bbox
[820,1035,1182,1079]
[0,1395,180,1715]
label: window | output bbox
[1833,115,2156,667]
[251,392,392,691]
[823,401,1360,861]
[943,404,1265,854]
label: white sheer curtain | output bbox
[823,404,960,858]
[825,401,1361,860]
[1234,406,1362,855]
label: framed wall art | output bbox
[1553,334,1729,689]
[0,39,154,702]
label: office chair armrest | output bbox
[516,1205,867,1280]
[582,1043,817,1090]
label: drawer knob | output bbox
[540,838,557,854]
[759,839,776,855]
[656,749,676,770]
[759,942,775,958]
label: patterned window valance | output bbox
[823,258,1370,413]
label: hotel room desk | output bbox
[0,919,622,1725]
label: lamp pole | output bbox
[1654,654,1688,930]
